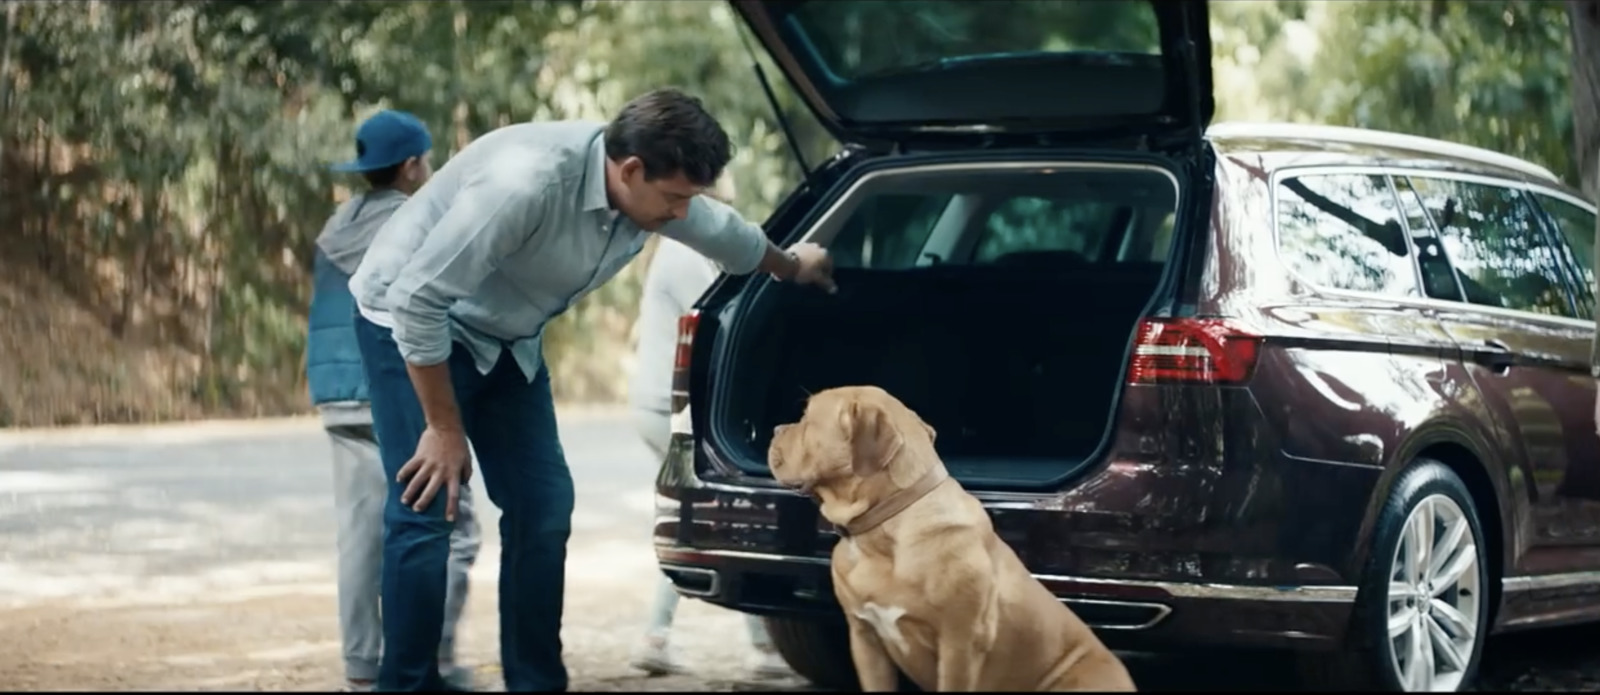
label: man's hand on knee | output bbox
[399,425,473,521]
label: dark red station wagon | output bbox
[652,1,1600,690]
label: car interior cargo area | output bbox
[714,163,1182,488]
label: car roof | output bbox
[1204,122,1585,199]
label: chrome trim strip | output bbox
[1032,572,1359,602]
[1265,164,1598,332]
[670,469,1057,502]
[659,564,723,599]
[1062,597,1174,631]
[657,547,1359,603]
[795,161,1182,248]
[1523,184,1598,214]
[1398,297,1593,332]
[1502,571,1600,593]
[1209,122,1562,183]
[662,547,829,566]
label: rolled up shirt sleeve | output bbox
[385,174,551,367]
[657,195,769,276]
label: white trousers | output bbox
[632,407,773,652]
[324,404,483,681]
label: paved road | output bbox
[0,411,657,602]
[0,412,1593,691]
[0,411,745,691]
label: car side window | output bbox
[1275,173,1420,297]
[972,197,1126,264]
[1530,192,1596,318]
[828,193,952,269]
[1392,175,1467,303]
[1407,177,1578,319]
[826,171,1178,269]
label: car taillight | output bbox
[1127,317,1263,385]
[669,310,700,413]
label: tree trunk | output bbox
[452,2,472,152]
[0,0,20,224]
[1570,1,1600,198]
[1570,1,1600,371]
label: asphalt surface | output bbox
[0,411,819,691]
[0,411,1594,691]
[0,411,653,600]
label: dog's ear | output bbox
[919,417,937,444]
[841,399,903,477]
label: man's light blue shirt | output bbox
[349,120,769,381]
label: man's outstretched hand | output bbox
[789,242,837,294]
[398,425,473,521]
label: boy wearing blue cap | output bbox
[308,109,481,693]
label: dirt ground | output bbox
[8,544,1600,692]
[0,539,814,692]
[5,415,1600,693]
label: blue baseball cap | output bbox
[330,109,433,172]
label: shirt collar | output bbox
[582,131,611,213]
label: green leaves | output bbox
[4,0,1581,422]
[1213,0,1577,187]
[0,0,847,414]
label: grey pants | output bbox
[324,404,483,681]
[632,407,773,652]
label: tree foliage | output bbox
[0,0,832,420]
[1566,0,1600,196]
[1212,0,1578,184]
[0,0,1587,424]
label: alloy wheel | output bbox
[1385,493,1482,692]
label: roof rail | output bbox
[1206,121,1561,184]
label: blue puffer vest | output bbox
[306,248,369,405]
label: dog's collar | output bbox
[835,467,950,539]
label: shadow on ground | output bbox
[702,627,1600,693]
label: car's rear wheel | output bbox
[763,614,859,690]
[1301,457,1492,691]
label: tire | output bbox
[763,615,860,691]
[1298,457,1493,692]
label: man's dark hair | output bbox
[362,162,404,189]
[604,88,732,187]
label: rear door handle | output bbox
[1476,339,1515,373]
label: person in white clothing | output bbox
[627,233,792,679]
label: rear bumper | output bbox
[659,383,1383,653]
[655,545,1357,653]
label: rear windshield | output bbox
[788,0,1164,81]
[822,168,1179,270]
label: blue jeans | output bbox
[356,317,573,692]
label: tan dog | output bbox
[768,386,1136,692]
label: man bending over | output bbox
[347,88,836,691]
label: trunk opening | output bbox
[709,159,1185,489]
